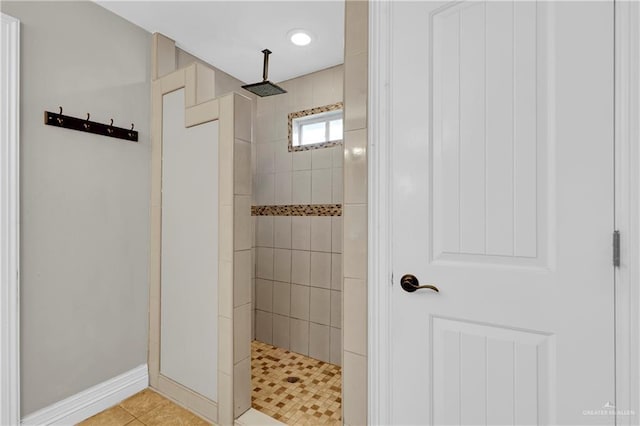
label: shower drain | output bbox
[286,376,300,383]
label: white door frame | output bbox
[614,1,640,423]
[0,12,21,426]
[367,1,640,424]
[367,1,393,423]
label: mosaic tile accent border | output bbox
[288,102,344,152]
[252,204,342,217]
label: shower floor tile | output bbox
[252,340,342,425]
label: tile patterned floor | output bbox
[77,388,211,426]
[79,342,341,426]
[252,340,342,425]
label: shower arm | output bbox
[262,49,271,82]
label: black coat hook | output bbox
[45,108,137,142]
[56,106,64,124]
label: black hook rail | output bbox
[44,107,138,142]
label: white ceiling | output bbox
[96,1,345,83]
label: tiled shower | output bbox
[254,184,343,364]
[252,65,344,366]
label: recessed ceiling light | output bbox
[288,29,312,47]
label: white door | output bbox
[390,1,614,425]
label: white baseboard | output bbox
[21,364,148,426]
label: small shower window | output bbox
[288,102,343,152]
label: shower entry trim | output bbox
[149,52,254,424]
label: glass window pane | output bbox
[301,122,326,145]
[329,119,343,141]
[290,106,343,149]
[292,126,300,146]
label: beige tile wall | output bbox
[252,66,344,366]
[342,1,368,425]
[254,212,343,365]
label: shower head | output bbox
[242,49,287,97]
[242,80,287,97]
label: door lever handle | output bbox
[400,274,439,293]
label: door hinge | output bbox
[613,230,621,267]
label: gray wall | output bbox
[0,1,151,416]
